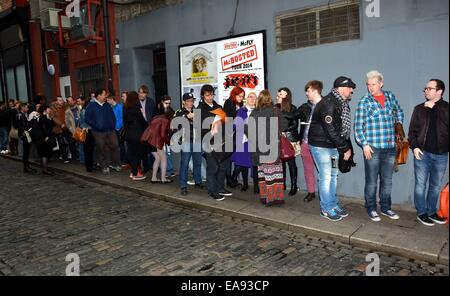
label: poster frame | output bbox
[177,30,268,107]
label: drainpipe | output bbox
[102,0,113,93]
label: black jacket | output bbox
[198,100,224,140]
[308,95,350,153]
[223,98,243,119]
[16,112,29,138]
[123,104,148,143]
[408,99,449,154]
[0,109,11,129]
[174,107,197,143]
[276,103,301,142]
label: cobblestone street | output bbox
[0,158,448,276]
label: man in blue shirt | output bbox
[354,70,404,222]
[85,88,121,174]
[107,95,126,165]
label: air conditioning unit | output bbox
[30,0,55,21]
[40,7,71,31]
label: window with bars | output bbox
[275,1,360,51]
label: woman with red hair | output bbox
[222,87,245,188]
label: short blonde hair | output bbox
[366,70,384,83]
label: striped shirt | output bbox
[354,90,404,149]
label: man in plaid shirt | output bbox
[354,70,404,222]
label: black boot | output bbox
[282,161,287,191]
[41,157,55,175]
[303,192,316,202]
[241,167,248,192]
[229,166,242,189]
[288,165,298,196]
[252,166,259,194]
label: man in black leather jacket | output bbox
[307,79,352,221]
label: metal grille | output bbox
[76,64,104,98]
[276,1,360,51]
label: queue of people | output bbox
[0,71,447,226]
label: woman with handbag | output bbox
[250,90,284,206]
[123,91,148,181]
[147,96,175,184]
[275,87,301,196]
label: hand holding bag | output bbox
[394,122,409,165]
[72,117,87,143]
[276,108,296,161]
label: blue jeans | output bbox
[363,147,396,213]
[0,127,8,151]
[414,151,448,216]
[166,145,174,175]
[310,145,339,212]
[77,142,85,164]
[179,143,202,189]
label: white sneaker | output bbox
[368,211,381,222]
[381,210,400,220]
[0,150,5,154]
[187,180,195,185]
[4,150,8,154]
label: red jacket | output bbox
[141,115,171,150]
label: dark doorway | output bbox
[152,47,167,104]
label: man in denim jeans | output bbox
[354,70,404,222]
[307,80,353,221]
[174,93,203,196]
[408,79,448,226]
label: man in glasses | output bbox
[408,79,448,226]
[354,70,404,222]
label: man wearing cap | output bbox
[329,76,357,169]
[307,80,352,221]
[354,70,404,222]
[174,93,203,196]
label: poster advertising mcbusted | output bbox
[179,31,267,106]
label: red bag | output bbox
[437,183,449,224]
[280,134,295,161]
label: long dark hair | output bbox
[278,87,292,112]
[124,91,140,109]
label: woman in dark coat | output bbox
[222,87,245,188]
[123,91,148,180]
[29,105,55,175]
[275,87,301,196]
[230,92,258,192]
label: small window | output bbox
[276,0,360,51]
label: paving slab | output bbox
[350,222,447,263]
[438,240,449,266]
[289,213,362,244]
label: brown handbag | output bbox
[73,127,87,143]
[394,122,409,165]
[72,118,87,143]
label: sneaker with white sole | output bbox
[334,205,349,218]
[381,209,400,220]
[320,209,343,221]
[131,175,146,181]
[368,211,381,222]
[417,214,434,226]
[428,213,446,225]
[187,180,196,185]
